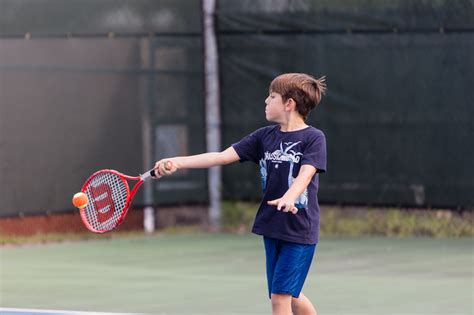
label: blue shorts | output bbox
[264,236,316,299]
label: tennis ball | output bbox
[72,192,89,209]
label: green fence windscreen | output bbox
[0,0,205,216]
[1,0,472,216]
[0,0,202,36]
[218,0,474,208]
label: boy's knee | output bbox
[291,292,317,315]
[271,293,292,308]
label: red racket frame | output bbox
[79,162,171,233]
[79,170,145,233]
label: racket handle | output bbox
[141,161,173,181]
[141,169,156,181]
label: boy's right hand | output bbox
[267,197,298,214]
[154,159,177,177]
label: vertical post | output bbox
[203,0,221,230]
[140,38,155,233]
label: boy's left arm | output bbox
[267,165,317,214]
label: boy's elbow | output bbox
[217,149,238,165]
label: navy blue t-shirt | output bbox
[232,125,327,244]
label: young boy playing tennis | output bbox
[154,73,327,315]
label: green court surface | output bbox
[1,233,472,315]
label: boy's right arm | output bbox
[154,146,240,176]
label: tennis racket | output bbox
[79,161,172,233]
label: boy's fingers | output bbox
[161,161,170,171]
[165,161,173,170]
[267,199,278,205]
[154,161,164,177]
[278,201,286,211]
[153,159,175,178]
[282,202,291,212]
[155,161,164,172]
[154,168,163,178]
[267,199,294,212]
[160,162,171,175]
[157,163,164,176]
[267,199,282,211]
[268,199,295,212]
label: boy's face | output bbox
[265,91,288,123]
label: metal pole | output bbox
[140,38,155,233]
[203,0,221,229]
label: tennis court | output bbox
[0,308,129,315]
[1,2,473,315]
[1,233,472,315]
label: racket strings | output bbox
[83,172,128,231]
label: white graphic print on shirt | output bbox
[259,141,308,209]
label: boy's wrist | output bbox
[171,158,180,169]
[282,192,297,203]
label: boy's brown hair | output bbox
[269,73,327,120]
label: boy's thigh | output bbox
[265,237,316,298]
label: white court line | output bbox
[0,308,136,315]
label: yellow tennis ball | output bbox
[72,192,89,209]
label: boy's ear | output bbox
[285,98,297,111]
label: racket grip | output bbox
[140,169,155,180]
[141,161,172,180]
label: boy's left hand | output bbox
[267,197,298,214]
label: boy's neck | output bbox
[279,117,308,132]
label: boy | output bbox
[154,73,327,315]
